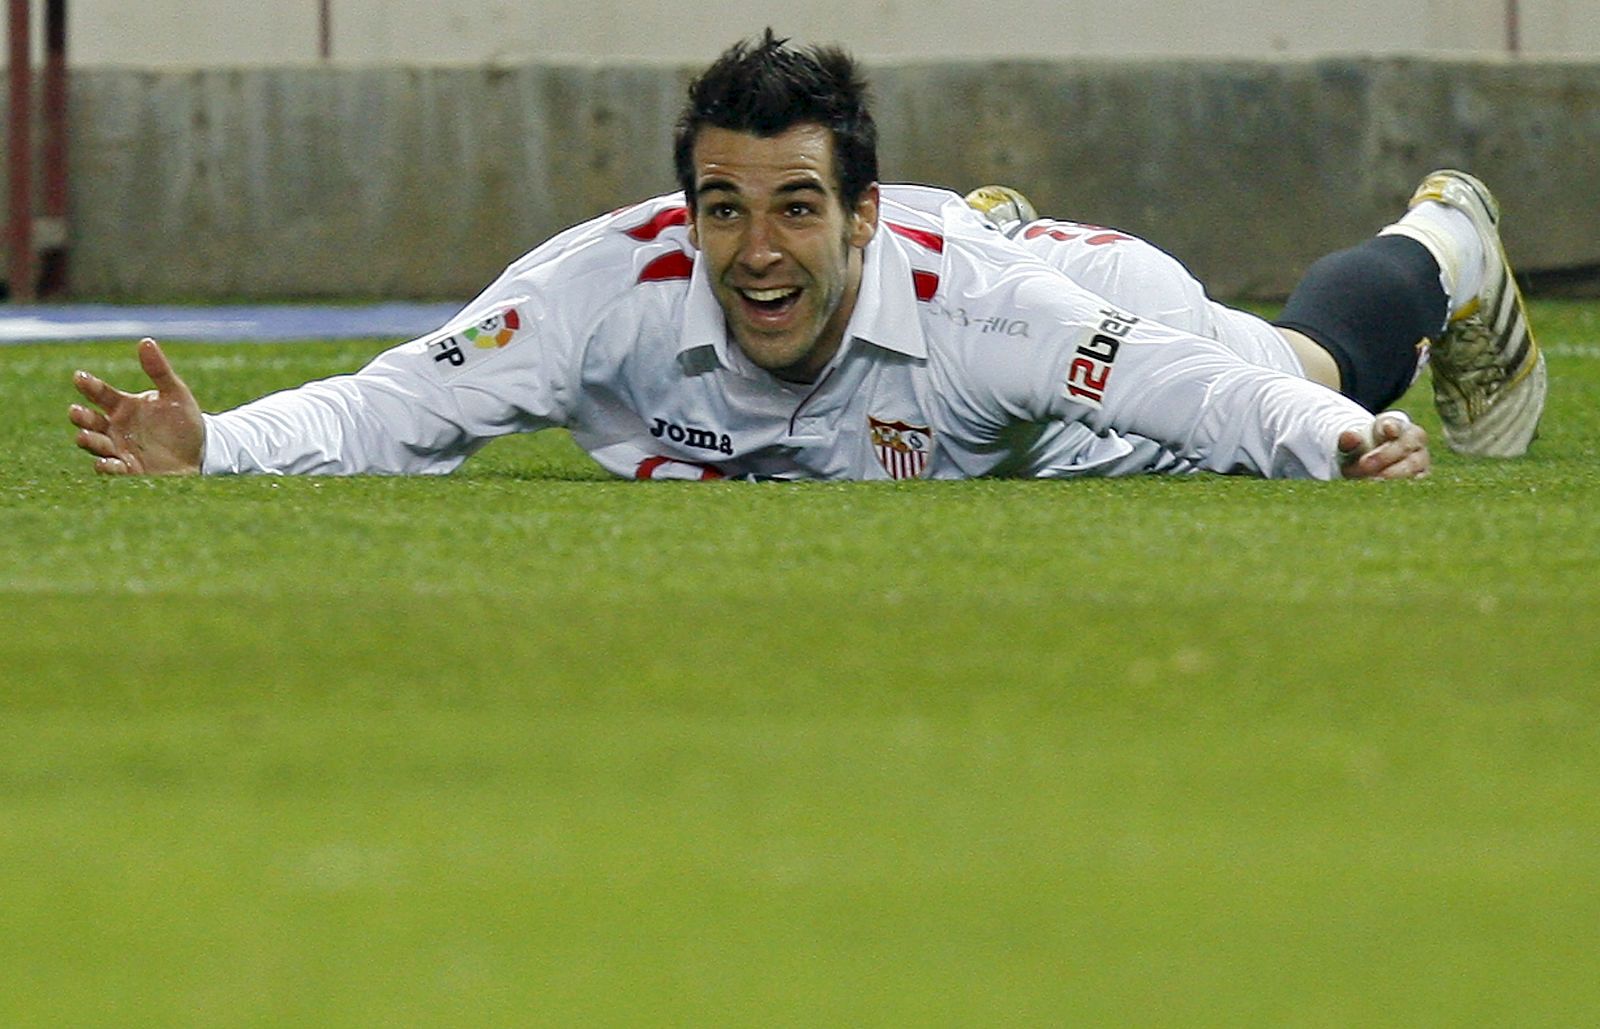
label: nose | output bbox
[736,215,782,275]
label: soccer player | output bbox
[69,32,1540,482]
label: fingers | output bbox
[74,423,114,456]
[70,372,126,470]
[1358,439,1430,479]
[1338,412,1409,456]
[1386,447,1430,479]
[71,368,129,414]
[74,426,120,460]
[137,338,190,398]
[73,339,182,412]
[72,424,139,475]
[1341,413,1430,480]
[1373,412,1409,443]
[68,403,110,435]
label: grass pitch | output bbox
[3,303,1599,1025]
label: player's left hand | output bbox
[1339,411,1430,480]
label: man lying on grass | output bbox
[70,32,1544,483]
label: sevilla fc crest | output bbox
[868,416,933,479]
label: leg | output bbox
[1273,234,1447,412]
[1275,327,1342,392]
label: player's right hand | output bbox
[1338,410,1430,480]
[69,338,204,476]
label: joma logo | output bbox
[650,417,734,456]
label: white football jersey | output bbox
[201,186,1375,481]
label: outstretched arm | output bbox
[69,338,204,476]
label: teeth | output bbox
[742,287,798,302]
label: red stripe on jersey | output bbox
[887,222,945,253]
[638,250,695,284]
[625,206,690,241]
[912,270,939,302]
[1024,221,1132,247]
[635,456,725,481]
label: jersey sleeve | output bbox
[968,268,1374,480]
[200,282,578,475]
[194,201,668,476]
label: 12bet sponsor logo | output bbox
[1066,307,1138,409]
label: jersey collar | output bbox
[839,224,929,361]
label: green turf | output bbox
[4,303,1599,1025]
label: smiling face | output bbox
[688,123,879,382]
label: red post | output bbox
[40,0,65,293]
[6,0,35,301]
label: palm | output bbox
[101,389,202,474]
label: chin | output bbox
[734,334,809,372]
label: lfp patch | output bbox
[465,308,522,349]
[426,305,525,370]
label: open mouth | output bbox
[739,286,802,321]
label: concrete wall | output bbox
[4,57,1600,301]
[6,0,1600,63]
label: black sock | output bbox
[1273,235,1448,412]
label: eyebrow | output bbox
[775,180,829,198]
[694,177,738,200]
[694,176,830,202]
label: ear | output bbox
[849,183,880,249]
[686,202,700,250]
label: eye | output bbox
[785,201,818,219]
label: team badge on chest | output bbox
[868,416,933,480]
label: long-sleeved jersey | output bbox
[201,186,1375,481]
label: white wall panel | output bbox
[3,0,1595,66]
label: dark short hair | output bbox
[673,30,879,210]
